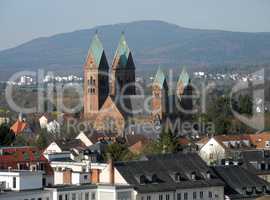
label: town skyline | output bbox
[1,0,270,50]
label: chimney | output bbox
[63,169,72,185]
[107,154,115,185]
[90,169,100,184]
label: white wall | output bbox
[99,166,127,184]
[0,171,43,191]
[76,132,93,147]
[54,171,64,185]
[199,138,226,164]
[44,142,62,154]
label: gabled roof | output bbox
[177,67,190,88]
[87,33,104,66]
[10,120,28,135]
[113,33,131,67]
[55,139,87,152]
[153,67,167,88]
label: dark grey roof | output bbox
[240,150,270,162]
[115,152,224,193]
[55,139,87,151]
[213,166,270,199]
[88,141,109,153]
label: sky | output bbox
[0,0,270,50]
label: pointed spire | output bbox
[114,32,130,67]
[153,66,166,88]
[177,67,190,87]
[87,32,104,66]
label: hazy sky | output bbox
[1,0,270,50]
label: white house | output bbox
[47,120,60,134]
[0,170,43,191]
[39,115,48,129]
[197,135,252,164]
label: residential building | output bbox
[99,152,225,200]
[0,146,53,186]
[213,166,270,200]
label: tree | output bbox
[0,123,15,146]
[105,143,130,162]
[35,129,49,149]
[158,127,179,153]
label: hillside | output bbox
[0,20,270,80]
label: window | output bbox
[184,193,188,200]
[59,195,63,200]
[91,192,96,200]
[42,178,46,186]
[72,193,76,200]
[12,177,16,188]
[200,191,203,199]
[208,191,213,198]
[65,194,69,200]
[166,194,170,200]
[159,195,163,200]
[38,198,42,200]
[84,175,88,180]
[147,196,151,200]
[191,172,196,180]
[177,193,181,200]
[175,173,181,182]
[85,192,89,200]
[193,192,197,199]
[78,193,82,200]
[209,153,213,159]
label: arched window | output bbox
[90,76,93,85]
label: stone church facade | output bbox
[83,33,192,135]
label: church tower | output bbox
[152,67,169,121]
[176,67,193,118]
[111,33,136,96]
[84,33,109,119]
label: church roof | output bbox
[153,67,166,88]
[114,33,131,67]
[177,67,190,87]
[87,33,104,66]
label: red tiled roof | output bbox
[198,132,270,149]
[10,120,28,135]
[0,146,53,175]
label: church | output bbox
[83,33,192,135]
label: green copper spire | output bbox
[114,32,130,66]
[178,67,190,87]
[153,67,166,88]
[88,33,104,66]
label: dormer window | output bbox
[139,175,148,184]
[152,174,159,183]
[265,141,270,148]
[175,173,181,182]
[206,171,211,179]
[191,172,196,180]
